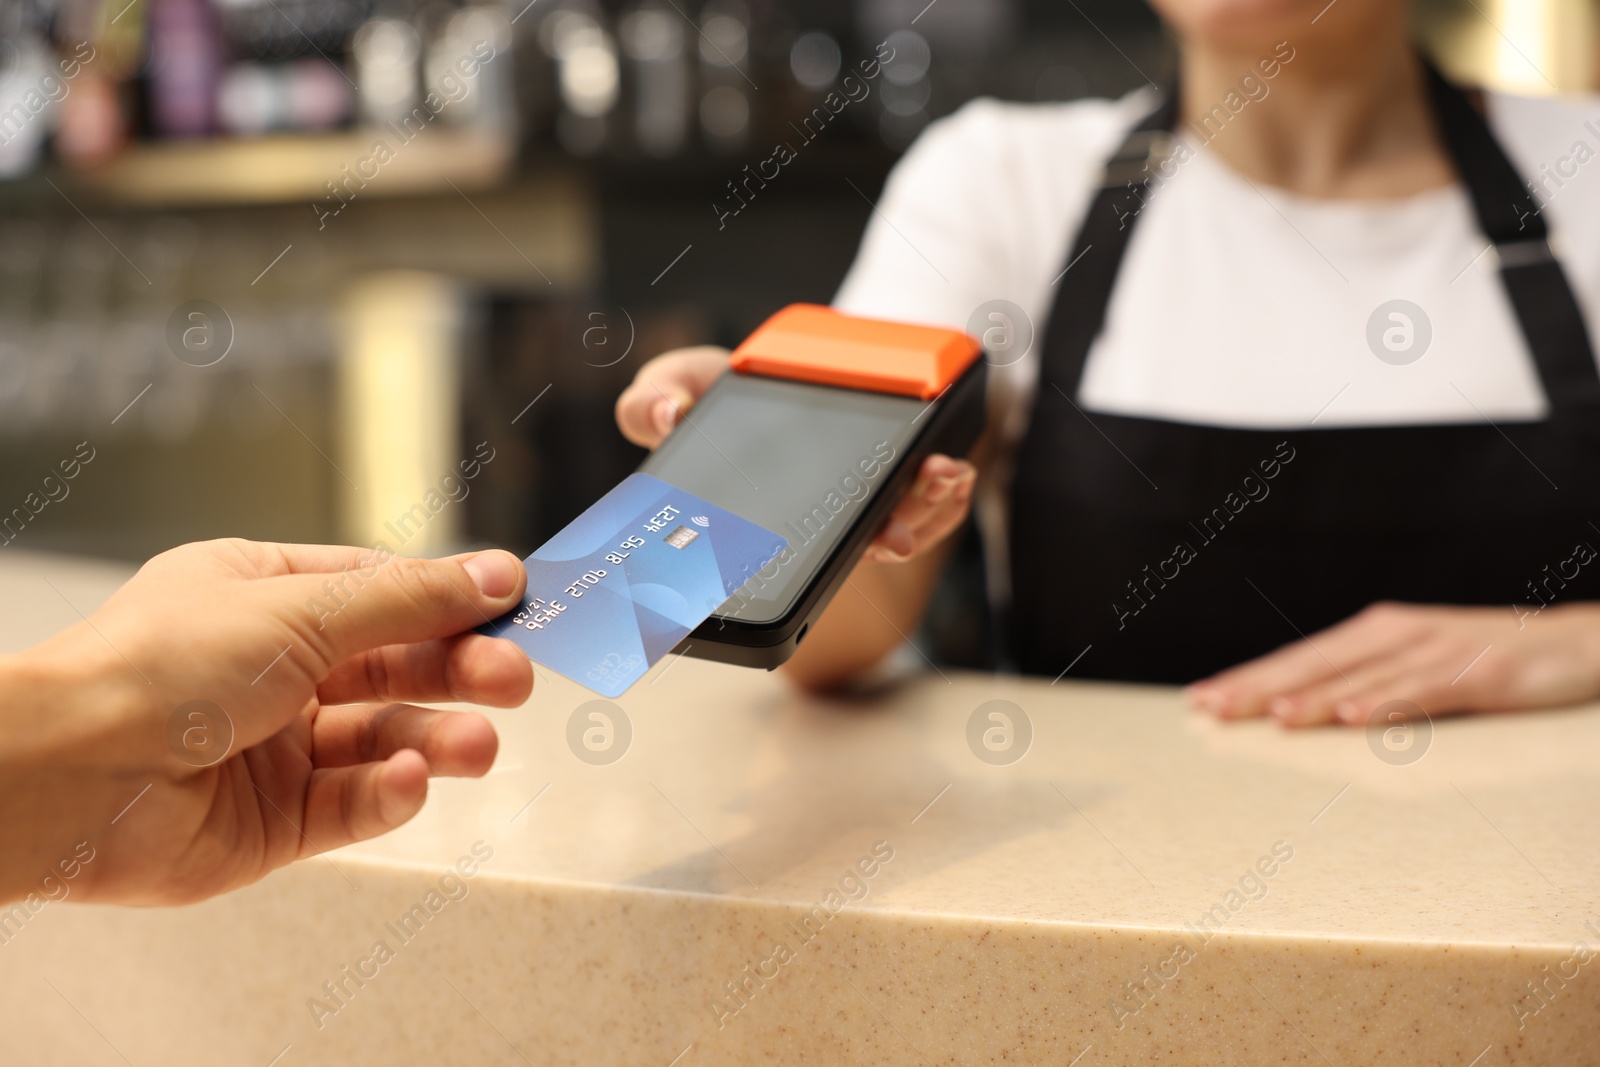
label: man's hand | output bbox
[1187,601,1600,727]
[0,538,532,905]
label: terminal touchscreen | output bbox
[640,304,987,668]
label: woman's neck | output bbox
[1179,31,1457,199]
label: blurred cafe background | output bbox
[0,0,1594,574]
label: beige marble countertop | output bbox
[0,550,1596,1065]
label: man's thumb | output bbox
[292,550,526,664]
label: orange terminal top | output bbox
[729,304,982,401]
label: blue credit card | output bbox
[479,473,788,697]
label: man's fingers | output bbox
[317,634,534,707]
[299,750,430,854]
[300,704,498,852]
[311,703,500,776]
[287,550,526,666]
[615,346,730,447]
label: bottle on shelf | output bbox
[538,4,619,155]
[147,0,225,139]
[619,1,689,158]
[697,0,752,153]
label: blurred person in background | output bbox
[619,0,1600,726]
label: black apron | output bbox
[1008,64,1600,684]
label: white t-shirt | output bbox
[834,88,1600,438]
[831,88,1600,600]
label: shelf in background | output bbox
[45,126,515,210]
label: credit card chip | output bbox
[663,525,699,549]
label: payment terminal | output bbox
[640,303,987,668]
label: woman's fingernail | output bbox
[464,552,521,598]
[653,398,677,433]
[1269,697,1297,721]
[871,542,910,563]
[1335,701,1362,724]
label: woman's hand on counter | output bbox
[1186,601,1600,727]
[0,539,532,906]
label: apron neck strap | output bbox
[1424,60,1547,246]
